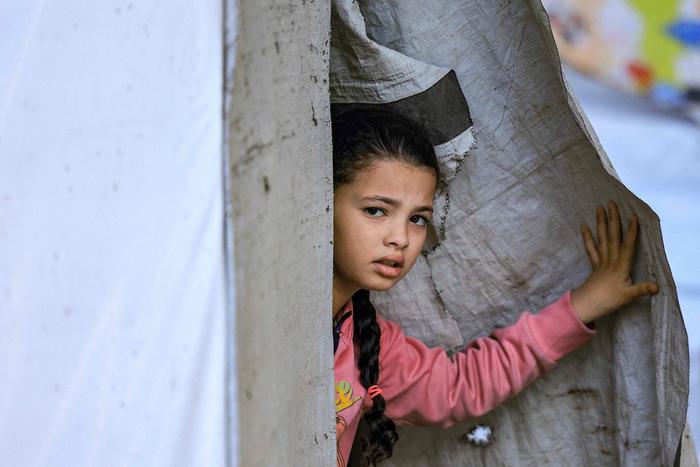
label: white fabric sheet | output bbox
[0,2,227,466]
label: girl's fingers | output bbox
[620,213,639,271]
[607,201,621,261]
[628,281,659,299]
[581,224,600,267]
[596,206,609,264]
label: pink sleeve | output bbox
[376,291,596,427]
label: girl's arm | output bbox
[376,291,594,427]
[375,202,656,427]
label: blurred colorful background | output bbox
[544,0,700,121]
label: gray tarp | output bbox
[330,0,689,465]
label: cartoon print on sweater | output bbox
[335,380,361,412]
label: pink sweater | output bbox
[333,291,596,466]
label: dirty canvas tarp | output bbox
[330,0,689,465]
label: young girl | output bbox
[331,108,659,467]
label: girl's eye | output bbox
[364,207,385,218]
[410,215,428,226]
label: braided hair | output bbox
[332,107,439,465]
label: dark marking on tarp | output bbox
[311,104,318,126]
[263,176,270,193]
[566,388,596,396]
[593,425,618,435]
[509,274,527,288]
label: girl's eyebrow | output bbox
[361,195,434,213]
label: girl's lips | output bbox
[373,261,402,278]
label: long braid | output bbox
[352,289,399,465]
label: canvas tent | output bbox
[326,0,690,465]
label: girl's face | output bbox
[333,160,437,296]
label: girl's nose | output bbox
[384,222,409,249]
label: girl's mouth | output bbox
[373,260,403,278]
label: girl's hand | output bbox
[571,201,659,324]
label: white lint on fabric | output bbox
[464,424,494,446]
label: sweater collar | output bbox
[333,300,353,354]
